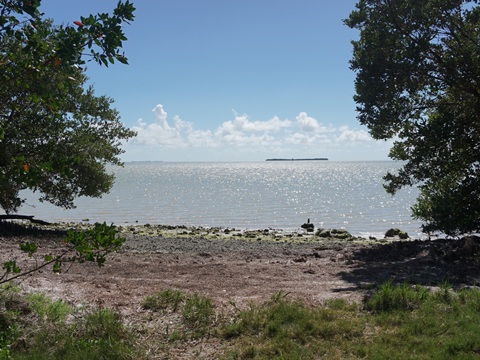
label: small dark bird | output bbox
[301,218,314,232]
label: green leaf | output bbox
[52,261,61,273]
[3,260,21,274]
[20,242,38,257]
[44,254,53,262]
[116,54,128,64]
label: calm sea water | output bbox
[19,161,424,238]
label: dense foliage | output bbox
[0,0,136,214]
[346,0,480,236]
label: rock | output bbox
[315,228,352,240]
[330,229,353,240]
[385,228,409,239]
[316,229,331,238]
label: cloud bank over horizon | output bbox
[124,104,391,161]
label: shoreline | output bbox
[3,220,422,244]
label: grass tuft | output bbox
[182,293,215,331]
[143,289,216,339]
[142,288,185,312]
[365,281,430,312]
[26,293,71,323]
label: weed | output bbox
[26,293,71,323]
[143,289,217,340]
[365,281,430,312]
[14,308,144,359]
[182,293,215,336]
[458,287,480,311]
[0,312,20,360]
[324,298,358,311]
[431,280,454,304]
[142,288,184,312]
[0,284,28,358]
[221,284,480,359]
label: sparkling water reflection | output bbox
[19,161,423,238]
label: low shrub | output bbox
[143,288,185,312]
[365,281,430,312]
[143,289,216,339]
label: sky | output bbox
[39,0,393,162]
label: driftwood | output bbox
[0,215,51,225]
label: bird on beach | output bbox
[301,218,314,232]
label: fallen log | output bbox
[0,215,51,225]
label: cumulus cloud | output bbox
[336,125,371,143]
[132,105,293,148]
[295,112,335,133]
[132,105,185,147]
[285,132,332,145]
[128,104,379,160]
[218,112,292,134]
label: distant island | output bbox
[266,158,328,161]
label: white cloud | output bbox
[216,113,291,136]
[132,105,185,147]
[285,132,332,145]
[336,125,371,143]
[295,112,335,133]
[126,104,388,161]
[187,129,217,147]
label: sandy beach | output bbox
[2,223,480,320]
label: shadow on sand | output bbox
[337,237,480,292]
[0,220,66,239]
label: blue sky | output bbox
[39,0,393,162]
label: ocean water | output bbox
[18,161,424,238]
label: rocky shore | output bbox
[117,224,363,254]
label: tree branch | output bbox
[0,249,70,285]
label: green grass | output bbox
[143,288,185,312]
[360,284,480,359]
[218,284,480,359]
[365,280,430,312]
[25,293,72,323]
[220,293,364,359]
[182,293,215,332]
[0,285,145,360]
[3,283,480,358]
[12,308,143,360]
[142,288,216,339]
